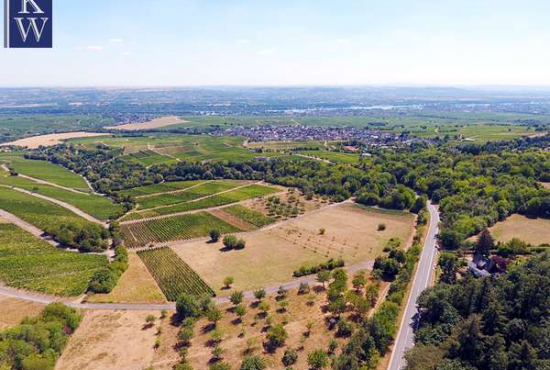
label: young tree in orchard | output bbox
[475,229,494,257]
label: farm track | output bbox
[0,163,90,195]
[0,209,59,247]
[135,181,207,199]
[0,185,106,226]
[129,181,263,214]
[0,198,421,312]
[121,184,284,225]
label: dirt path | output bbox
[1,185,106,226]
[121,183,283,225]
[135,180,208,199]
[0,209,58,247]
[0,163,90,195]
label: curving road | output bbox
[388,202,440,370]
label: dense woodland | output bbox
[405,251,550,370]
[27,134,550,251]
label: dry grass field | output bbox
[1,132,109,148]
[105,116,186,131]
[55,310,163,370]
[0,296,45,330]
[87,253,166,304]
[172,203,415,293]
[489,214,550,245]
[541,182,550,189]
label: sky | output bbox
[1,0,550,87]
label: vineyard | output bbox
[139,184,280,217]
[124,150,177,167]
[224,205,275,227]
[0,175,123,220]
[136,181,244,210]
[119,180,205,198]
[121,211,240,247]
[0,224,108,296]
[5,157,91,191]
[0,187,96,232]
[137,247,214,300]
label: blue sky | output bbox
[2,0,550,86]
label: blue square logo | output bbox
[4,0,52,48]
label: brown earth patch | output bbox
[106,116,187,131]
[208,209,256,232]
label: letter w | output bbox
[13,17,48,42]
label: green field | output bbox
[0,223,108,296]
[122,150,178,167]
[296,150,360,164]
[138,247,214,300]
[0,187,97,232]
[3,157,91,191]
[0,114,114,144]
[70,134,282,163]
[128,184,280,218]
[0,175,123,220]
[224,205,275,227]
[119,180,206,198]
[122,211,241,248]
[136,181,245,210]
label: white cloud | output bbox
[237,39,250,44]
[337,38,351,44]
[121,52,131,57]
[257,48,276,56]
[109,38,123,43]
[86,45,103,52]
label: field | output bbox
[1,132,109,148]
[70,134,282,163]
[119,180,206,198]
[138,247,215,301]
[173,203,416,293]
[122,212,240,248]
[105,115,186,131]
[489,214,550,246]
[296,149,360,164]
[0,174,123,220]
[122,149,178,167]
[55,310,162,370]
[0,114,114,144]
[3,156,91,191]
[87,253,166,303]
[0,297,45,330]
[0,186,98,233]
[0,223,108,296]
[135,181,247,210]
[124,183,280,220]
[223,204,275,227]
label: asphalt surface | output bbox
[387,202,440,370]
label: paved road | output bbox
[0,259,374,311]
[387,202,440,370]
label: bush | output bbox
[282,348,298,366]
[307,350,329,369]
[266,324,288,349]
[378,223,386,231]
[293,258,345,277]
[88,269,118,293]
[240,356,267,370]
[210,229,221,242]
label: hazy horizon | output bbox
[2,0,550,87]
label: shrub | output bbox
[223,276,234,289]
[282,348,298,366]
[88,269,118,293]
[210,229,221,242]
[307,350,329,369]
[293,258,345,277]
[230,291,244,305]
[266,324,288,349]
[240,356,266,370]
[253,289,266,301]
[378,223,386,231]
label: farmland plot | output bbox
[224,205,275,227]
[138,247,214,300]
[122,211,240,248]
[119,180,206,198]
[0,224,108,296]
